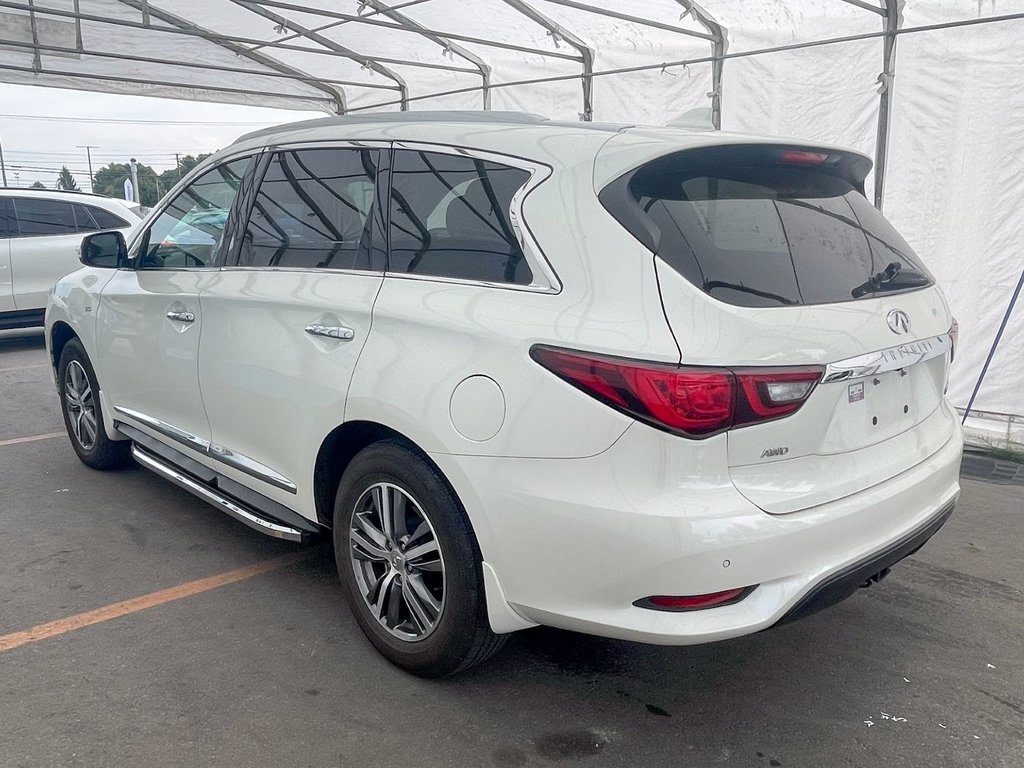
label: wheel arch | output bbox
[314,420,449,529]
[50,320,78,372]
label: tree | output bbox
[92,161,160,206]
[56,166,80,192]
[158,153,212,193]
[29,181,46,189]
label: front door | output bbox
[198,145,386,515]
[94,156,255,455]
[0,197,13,313]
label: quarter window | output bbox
[139,157,251,269]
[10,198,77,236]
[80,204,130,231]
[388,150,532,285]
[238,148,380,271]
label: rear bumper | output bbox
[776,497,955,625]
[432,402,963,645]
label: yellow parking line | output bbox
[0,432,65,447]
[0,552,308,654]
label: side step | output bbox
[131,445,308,543]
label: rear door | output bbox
[0,197,14,313]
[197,144,386,512]
[8,196,82,310]
[94,156,255,454]
[601,142,957,513]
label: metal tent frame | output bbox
[0,0,928,206]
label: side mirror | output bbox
[80,231,128,269]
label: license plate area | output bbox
[823,365,938,452]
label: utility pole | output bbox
[175,153,182,182]
[129,157,139,204]
[0,134,7,186]
[77,145,98,193]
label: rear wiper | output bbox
[852,261,904,298]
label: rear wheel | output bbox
[58,339,132,470]
[333,441,505,677]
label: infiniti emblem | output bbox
[886,309,911,335]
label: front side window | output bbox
[139,157,251,269]
[238,148,380,270]
[388,150,532,285]
[11,198,77,237]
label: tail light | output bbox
[531,345,822,438]
[949,318,959,362]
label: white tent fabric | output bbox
[1,0,1022,424]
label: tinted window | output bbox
[85,205,130,231]
[603,148,933,307]
[0,198,15,238]
[239,148,379,270]
[11,198,77,236]
[389,150,532,285]
[140,157,250,269]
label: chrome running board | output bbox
[131,445,306,543]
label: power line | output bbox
[0,113,287,126]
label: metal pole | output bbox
[962,267,1024,424]
[175,153,181,182]
[0,134,8,186]
[130,158,139,204]
[77,144,96,192]
[874,1,903,211]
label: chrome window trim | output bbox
[113,406,297,494]
[822,333,951,384]
[392,140,561,294]
[219,265,382,277]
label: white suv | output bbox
[1,189,140,329]
[45,112,962,676]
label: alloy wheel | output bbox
[349,482,446,641]
[64,360,98,450]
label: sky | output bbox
[0,83,325,193]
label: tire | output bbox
[57,338,132,470]
[333,440,506,677]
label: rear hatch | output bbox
[600,141,956,513]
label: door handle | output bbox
[305,324,355,341]
[166,311,196,323]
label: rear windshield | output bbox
[601,146,933,307]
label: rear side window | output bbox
[388,150,532,285]
[83,205,130,231]
[11,198,77,237]
[601,146,933,307]
[239,148,380,271]
[0,198,15,237]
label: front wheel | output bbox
[58,339,132,470]
[333,441,506,677]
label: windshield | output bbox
[602,147,934,308]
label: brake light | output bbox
[531,345,822,438]
[949,318,958,362]
[776,149,830,165]
[636,587,754,612]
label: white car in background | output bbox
[0,189,140,330]
[45,112,962,677]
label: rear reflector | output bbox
[531,345,822,438]
[635,587,754,612]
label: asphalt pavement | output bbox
[1,328,1022,768]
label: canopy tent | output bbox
[1,0,1022,442]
